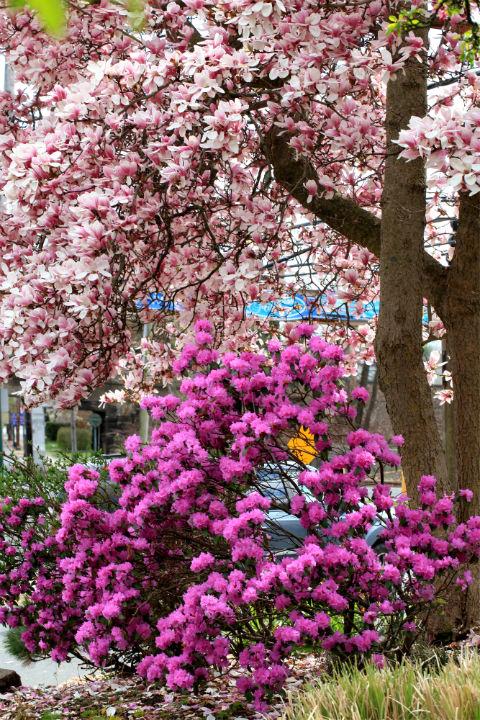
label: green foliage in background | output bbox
[125,0,145,29]
[0,450,109,505]
[435,1,480,63]
[8,0,66,35]
[56,426,92,452]
[0,454,68,506]
[386,5,429,38]
[7,0,145,35]
[387,1,480,63]
[3,626,37,665]
[45,421,65,443]
[0,450,119,666]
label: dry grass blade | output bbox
[282,650,480,720]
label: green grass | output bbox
[282,650,480,720]
[44,439,91,458]
[45,439,61,456]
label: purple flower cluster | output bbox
[0,322,479,709]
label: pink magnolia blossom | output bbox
[0,0,459,406]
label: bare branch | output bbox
[262,125,448,317]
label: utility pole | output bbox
[4,61,12,93]
[24,410,33,457]
[363,366,378,431]
[31,405,46,465]
[139,323,150,444]
[70,406,78,453]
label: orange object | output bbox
[400,471,407,494]
[288,426,317,464]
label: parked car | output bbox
[256,461,393,557]
[85,456,397,557]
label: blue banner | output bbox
[135,292,177,312]
[137,291,428,323]
[245,295,379,322]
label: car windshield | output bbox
[256,464,317,504]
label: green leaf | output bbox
[28,0,66,36]
[8,0,66,36]
[127,0,145,30]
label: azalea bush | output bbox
[1,323,480,709]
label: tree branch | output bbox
[262,125,448,317]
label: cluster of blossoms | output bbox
[397,104,480,195]
[0,0,467,404]
[0,325,479,709]
[424,349,453,405]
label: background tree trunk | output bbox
[356,363,370,426]
[375,30,448,499]
[445,192,480,515]
[363,366,378,431]
[426,192,480,636]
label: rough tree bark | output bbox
[444,191,480,514]
[427,192,480,634]
[375,30,448,497]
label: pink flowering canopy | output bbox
[0,1,472,405]
[0,324,479,709]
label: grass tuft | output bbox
[282,650,480,720]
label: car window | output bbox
[256,464,318,504]
[302,487,317,503]
[262,484,289,501]
[257,468,292,501]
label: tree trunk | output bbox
[445,192,480,515]
[426,192,480,636]
[356,363,370,426]
[375,28,448,500]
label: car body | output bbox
[85,456,397,556]
[257,461,394,557]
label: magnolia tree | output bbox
[1,324,480,709]
[0,2,480,610]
